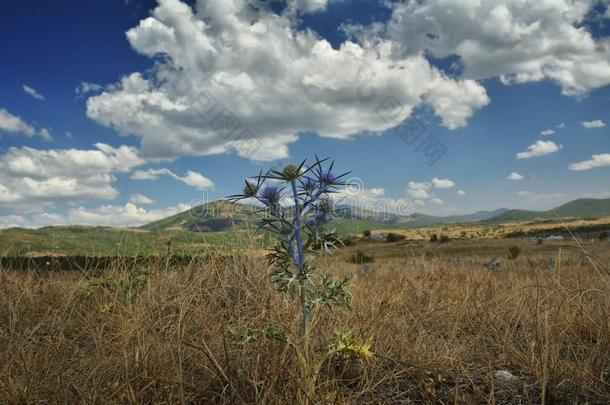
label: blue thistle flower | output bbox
[319,170,337,186]
[229,157,351,337]
[259,185,281,206]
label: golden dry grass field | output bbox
[2,232,610,404]
[376,216,610,241]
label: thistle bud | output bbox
[282,164,300,181]
[302,178,317,192]
[243,181,258,197]
[317,198,334,214]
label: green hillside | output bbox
[141,200,261,231]
[3,198,610,256]
[0,226,243,257]
[140,201,507,233]
[143,200,398,234]
[489,199,610,222]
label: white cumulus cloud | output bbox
[131,167,214,190]
[431,177,455,188]
[0,144,145,213]
[129,193,155,204]
[517,190,567,206]
[507,172,524,180]
[67,203,190,227]
[406,181,432,200]
[0,108,52,140]
[333,186,415,217]
[540,129,554,136]
[568,153,610,171]
[581,119,606,128]
[516,140,561,159]
[85,0,489,162]
[385,0,610,96]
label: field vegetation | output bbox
[2,234,610,403]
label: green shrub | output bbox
[429,234,438,243]
[439,234,450,243]
[362,230,371,239]
[386,232,406,243]
[508,245,521,260]
[349,250,374,264]
[341,236,357,246]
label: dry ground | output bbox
[1,237,610,403]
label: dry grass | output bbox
[377,216,610,240]
[1,238,610,404]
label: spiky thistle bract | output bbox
[228,156,352,335]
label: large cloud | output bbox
[67,202,191,227]
[86,0,489,161]
[0,203,191,229]
[386,0,610,96]
[0,144,144,212]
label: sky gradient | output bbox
[1,0,610,228]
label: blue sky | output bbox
[1,0,610,228]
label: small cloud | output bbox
[516,140,561,159]
[457,190,466,196]
[75,82,104,96]
[568,153,610,171]
[131,168,214,190]
[431,177,455,188]
[556,123,565,129]
[22,84,46,101]
[507,172,524,180]
[0,108,50,139]
[540,129,554,136]
[581,119,606,128]
[406,181,431,200]
[38,128,53,141]
[517,190,566,205]
[65,131,73,139]
[129,193,154,204]
[429,197,444,205]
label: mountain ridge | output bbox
[140,198,610,232]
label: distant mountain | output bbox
[3,198,610,256]
[141,200,260,231]
[142,201,402,234]
[460,208,510,222]
[140,199,610,232]
[141,201,509,233]
[488,198,610,222]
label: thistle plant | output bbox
[229,157,351,336]
[84,266,151,311]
